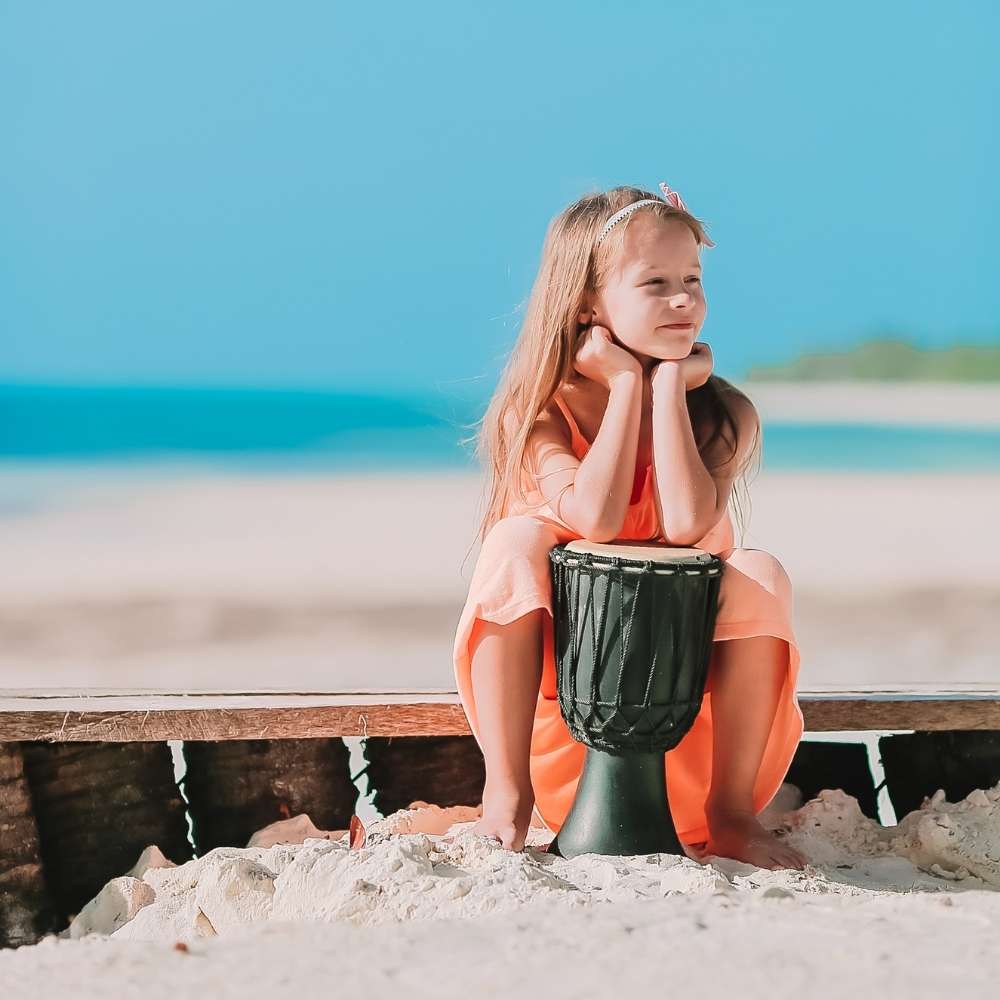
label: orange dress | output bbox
[452,389,804,847]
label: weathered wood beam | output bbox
[1,686,999,741]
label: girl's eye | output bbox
[645,277,701,285]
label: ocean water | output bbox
[2,384,999,485]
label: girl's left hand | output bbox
[651,341,714,392]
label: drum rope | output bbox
[612,558,642,738]
[589,557,615,725]
[639,562,663,720]
[566,555,583,720]
[551,546,723,753]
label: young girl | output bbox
[452,181,806,871]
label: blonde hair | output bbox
[458,185,760,571]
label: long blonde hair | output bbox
[458,185,760,570]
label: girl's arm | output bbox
[649,366,719,545]
[572,370,644,540]
[527,370,643,541]
[649,365,760,545]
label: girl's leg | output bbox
[703,635,807,870]
[468,609,545,852]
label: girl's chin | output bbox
[622,338,693,363]
[646,335,695,357]
[647,348,692,361]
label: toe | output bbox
[787,845,806,866]
[784,851,806,871]
[766,848,793,870]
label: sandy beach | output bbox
[744,380,1000,427]
[0,466,997,691]
[2,461,999,992]
[2,791,999,997]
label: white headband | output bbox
[594,181,716,249]
[595,199,663,248]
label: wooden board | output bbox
[1,684,999,742]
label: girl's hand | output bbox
[651,341,714,393]
[573,325,643,388]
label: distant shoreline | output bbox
[734,380,1000,427]
[741,336,1000,382]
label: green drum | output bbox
[547,540,724,859]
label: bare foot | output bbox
[705,807,806,871]
[471,779,535,852]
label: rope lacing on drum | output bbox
[551,545,723,754]
[603,557,647,742]
[589,555,615,724]
[579,555,652,746]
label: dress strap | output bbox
[552,390,585,448]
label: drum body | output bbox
[547,540,724,858]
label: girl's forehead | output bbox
[622,215,698,261]
[609,217,700,279]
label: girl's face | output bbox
[583,216,707,369]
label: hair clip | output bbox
[595,182,716,249]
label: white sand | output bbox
[741,380,1000,427]
[2,787,999,998]
[0,468,998,690]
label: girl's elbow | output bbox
[586,523,618,544]
[587,509,625,543]
[562,492,618,542]
[661,526,703,547]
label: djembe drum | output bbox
[547,539,724,859]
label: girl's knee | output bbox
[482,515,560,559]
[726,547,793,600]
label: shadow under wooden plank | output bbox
[785,740,879,820]
[181,738,358,854]
[362,735,485,816]
[20,742,192,924]
[879,731,1000,820]
[0,743,57,948]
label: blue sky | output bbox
[2,1,998,395]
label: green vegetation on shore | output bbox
[744,337,1000,381]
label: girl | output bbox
[452,181,806,871]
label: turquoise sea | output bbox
[2,384,998,491]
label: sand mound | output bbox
[65,783,1000,943]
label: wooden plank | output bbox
[803,698,1000,732]
[1,685,999,741]
[0,699,471,742]
[799,683,1000,730]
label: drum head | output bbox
[564,539,709,563]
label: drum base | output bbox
[547,746,684,859]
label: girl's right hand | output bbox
[573,325,642,388]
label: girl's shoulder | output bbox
[523,379,592,441]
[547,378,607,443]
[502,393,575,456]
[532,391,576,450]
